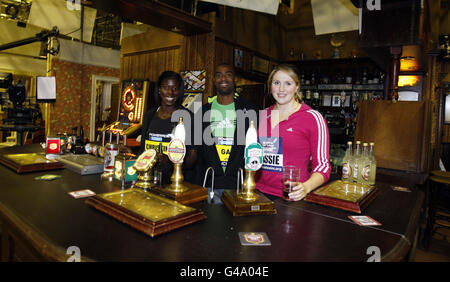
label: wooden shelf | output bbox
[92,0,212,36]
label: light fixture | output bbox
[400,56,419,71]
[398,75,419,87]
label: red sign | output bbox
[46,138,60,155]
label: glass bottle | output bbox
[312,91,320,109]
[352,141,361,184]
[305,90,311,105]
[359,143,370,186]
[362,68,368,85]
[368,142,377,186]
[341,141,353,183]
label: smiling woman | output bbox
[255,64,331,202]
[139,71,197,185]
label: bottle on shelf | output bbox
[351,91,358,113]
[359,143,370,186]
[305,90,312,105]
[312,91,320,109]
[305,72,311,85]
[352,141,361,184]
[345,119,352,138]
[368,142,377,186]
[341,141,353,183]
[379,72,385,84]
[362,68,368,85]
[298,90,304,102]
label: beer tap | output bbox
[203,167,215,201]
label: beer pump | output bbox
[151,117,208,205]
[133,148,158,189]
[221,121,276,216]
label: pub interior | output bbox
[0,0,449,265]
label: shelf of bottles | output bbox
[290,58,386,172]
[300,66,384,145]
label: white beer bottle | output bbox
[352,141,361,184]
[368,142,377,186]
[359,143,370,186]
[341,141,353,183]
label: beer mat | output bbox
[34,174,61,181]
[68,189,96,199]
[348,215,381,226]
[391,186,411,192]
[238,232,271,246]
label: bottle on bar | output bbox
[341,141,353,183]
[359,143,370,186]
[352,141,361,184]
[368,142,377,186]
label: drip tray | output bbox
[56,154,104,175]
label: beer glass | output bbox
[282,165,301,201]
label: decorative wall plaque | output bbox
[251,56,269,74]
[181,70,206,91]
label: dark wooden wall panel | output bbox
[355,100,428,173]
[121,48,182,82]
[121,28,215,105]
[215,40,233,67]
[185,33,215,103]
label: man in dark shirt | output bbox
[195,63,258,202]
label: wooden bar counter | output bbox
[0,145,424,262]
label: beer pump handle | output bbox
[102,131,105,147]
[203,167,215,199]
[237,168,244,194]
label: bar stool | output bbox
[423,171,450,249]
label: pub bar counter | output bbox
[0,145,423,262]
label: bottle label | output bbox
[353,164,359,178]
[362,165,370,181]
[342,163,351,179]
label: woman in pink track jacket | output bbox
[256,64,331,201]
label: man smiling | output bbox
[195,63,258,202]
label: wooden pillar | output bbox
[388,46,402,101]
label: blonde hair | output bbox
[267,64,303,103]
